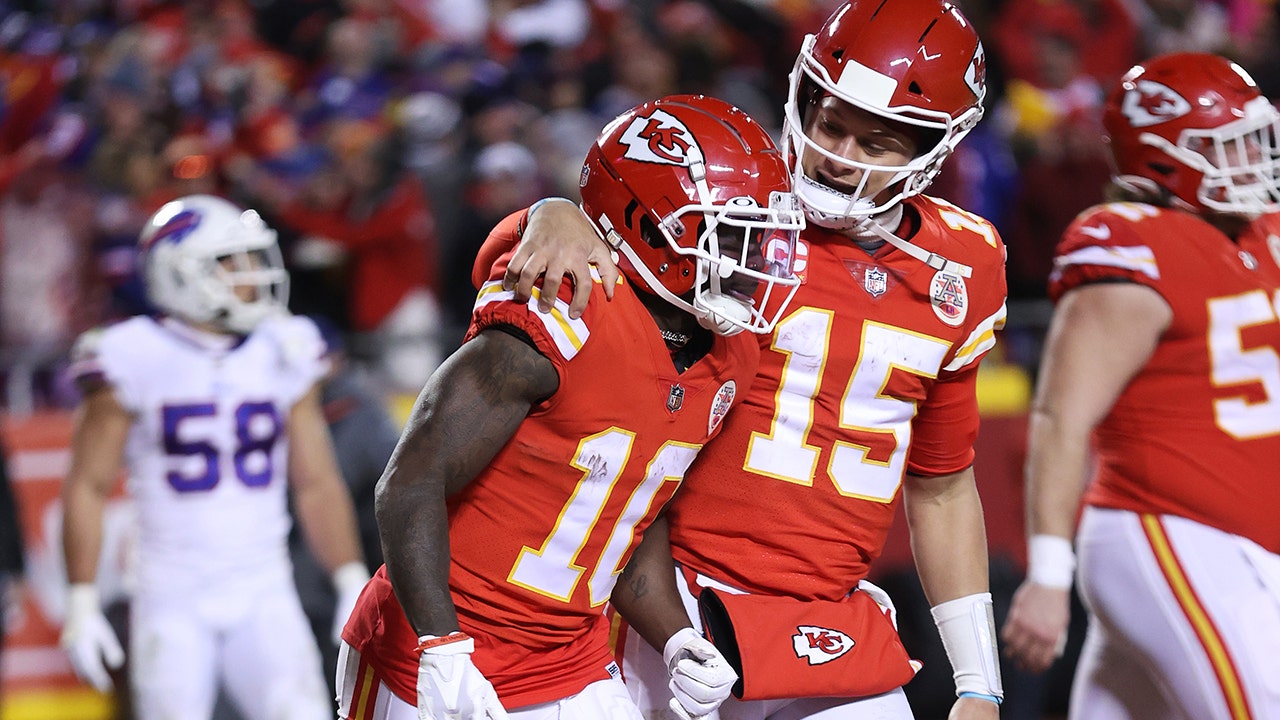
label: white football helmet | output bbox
[139,195,289,334]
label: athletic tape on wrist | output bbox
[959,691,1002,705]
[416,632,475,656]
[930,592,1003,699]
[1027,534,1076,589]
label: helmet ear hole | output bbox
[638,216,666,251]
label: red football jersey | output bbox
[668,195,1009,601]
[1051,202,1280,553]
[345,213,760,709]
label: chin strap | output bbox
[857,213,973,278]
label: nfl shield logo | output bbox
[864,267,887,297]
[667,384,685,412]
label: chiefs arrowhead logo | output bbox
[1121,79,1192,128]
[964,42,986,102]
[618,108,700,166]
[792,625,856,665]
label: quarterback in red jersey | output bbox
[475,2,1009,718]
[1001,53,1280,717]
[336,95,805,720]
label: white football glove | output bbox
[417,633,509,720]
[331,562,371,644]
[664,627,737,720]
[59,583,124,692]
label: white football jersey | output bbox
[71,314,328,601]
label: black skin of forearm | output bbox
[375,329,559,638]
[612,513,694,652]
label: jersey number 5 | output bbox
[1208,289,1280,438]
[161,401,282,492]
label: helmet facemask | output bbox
[207,245,290,334]
[782,34,979,230]
[605,186,804,337]
[1166,96,1280,217]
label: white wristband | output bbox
[931,592,1003,699]
[66,583,102,617]
[1027,534,1076,589]
[331,561,371,594]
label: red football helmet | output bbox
[579,95,804,336]
[783,0,986,229]
[1103,52,1280,218]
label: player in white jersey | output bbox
[59,194,370,720]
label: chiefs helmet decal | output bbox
[618,109,698,166]
[1120,80,1193,128]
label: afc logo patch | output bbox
[792,625,856,665]
[930,270,968,326]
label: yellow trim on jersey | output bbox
[1141,514,1253,720]
[944,301,1007,372]
[474,281,591,360]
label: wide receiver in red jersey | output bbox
[336,95,805,720]
[473,2,1009,718]
[1000,53,1280,717]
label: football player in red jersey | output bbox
[335,95,805,720]
[471,2,1009,718]
[1000,53,1280,717]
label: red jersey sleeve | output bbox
[1049,204,1163,303]
[906,365,980,476]
[465,230,606,383]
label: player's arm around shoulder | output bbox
[472,199,620,318]
[377,328,559,636]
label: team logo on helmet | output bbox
[792,625,856,665]
[1121,80,1192,128]
[1268,234,1280,269]
[619,109,698,166]
[964,42,987,102]
[146,210,202,249]
[708,380,736,434]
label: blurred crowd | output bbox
[1,0,1278,407]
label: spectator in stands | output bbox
[0,437,25,698]
[271,123,443,394]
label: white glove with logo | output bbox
[331,562,371,644]
[664,627,737,720]
[59,583,124,692]
[417,633,509,720]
